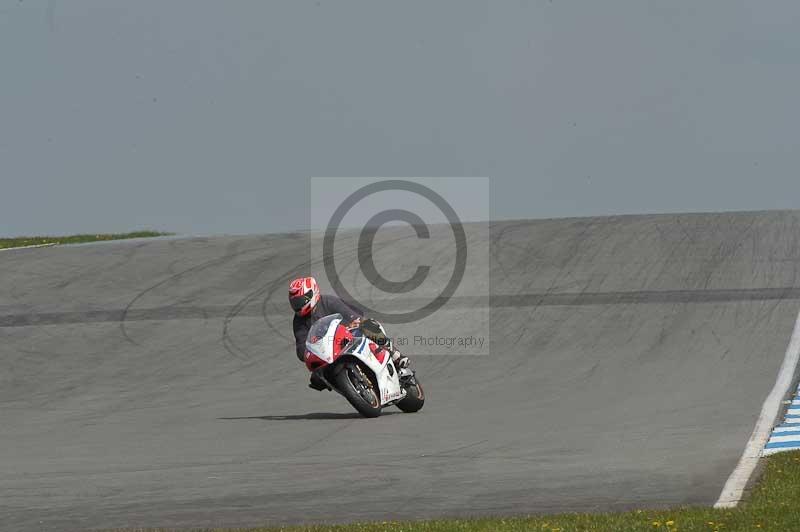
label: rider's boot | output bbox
[389,343,411,370]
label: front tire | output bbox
[396,380,425,413]
[334,360,382,418]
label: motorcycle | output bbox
[304,313,425,418]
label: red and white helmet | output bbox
[288,276,320,317]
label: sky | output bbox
[1,1,799,236]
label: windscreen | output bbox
[305,313,343,361]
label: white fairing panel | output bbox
[350,338,405,405]
[305,316,342,364]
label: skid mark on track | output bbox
[119,244,276,345]
[49,242,150,291]
[6,287,800,329]
[222,279,278,360]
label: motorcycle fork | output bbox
[313,367,335,391]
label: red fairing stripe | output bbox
[369,342,386,364]
[305,351,327,371]
[331,325,354,361]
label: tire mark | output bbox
[119,243,276,345]
[6,286,800,329]
[49,242,150,291]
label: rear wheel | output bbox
[334,360,382,418]
[396,379,425,413]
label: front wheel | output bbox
[334,360,382,418]
[396,378,425,413]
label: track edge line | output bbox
[714,307,800,508]
[0,243,57,252]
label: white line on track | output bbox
[0,243,56,252]
[714,308,800,508]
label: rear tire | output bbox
[334,360,382,418]
[396,380,425,413]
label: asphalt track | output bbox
[2,211,800,531]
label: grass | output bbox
[109,451,800,532]
[0,230,171,250]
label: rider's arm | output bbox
[324,295,362,324]
[292,316,309,362]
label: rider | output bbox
[289,276,410,389]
